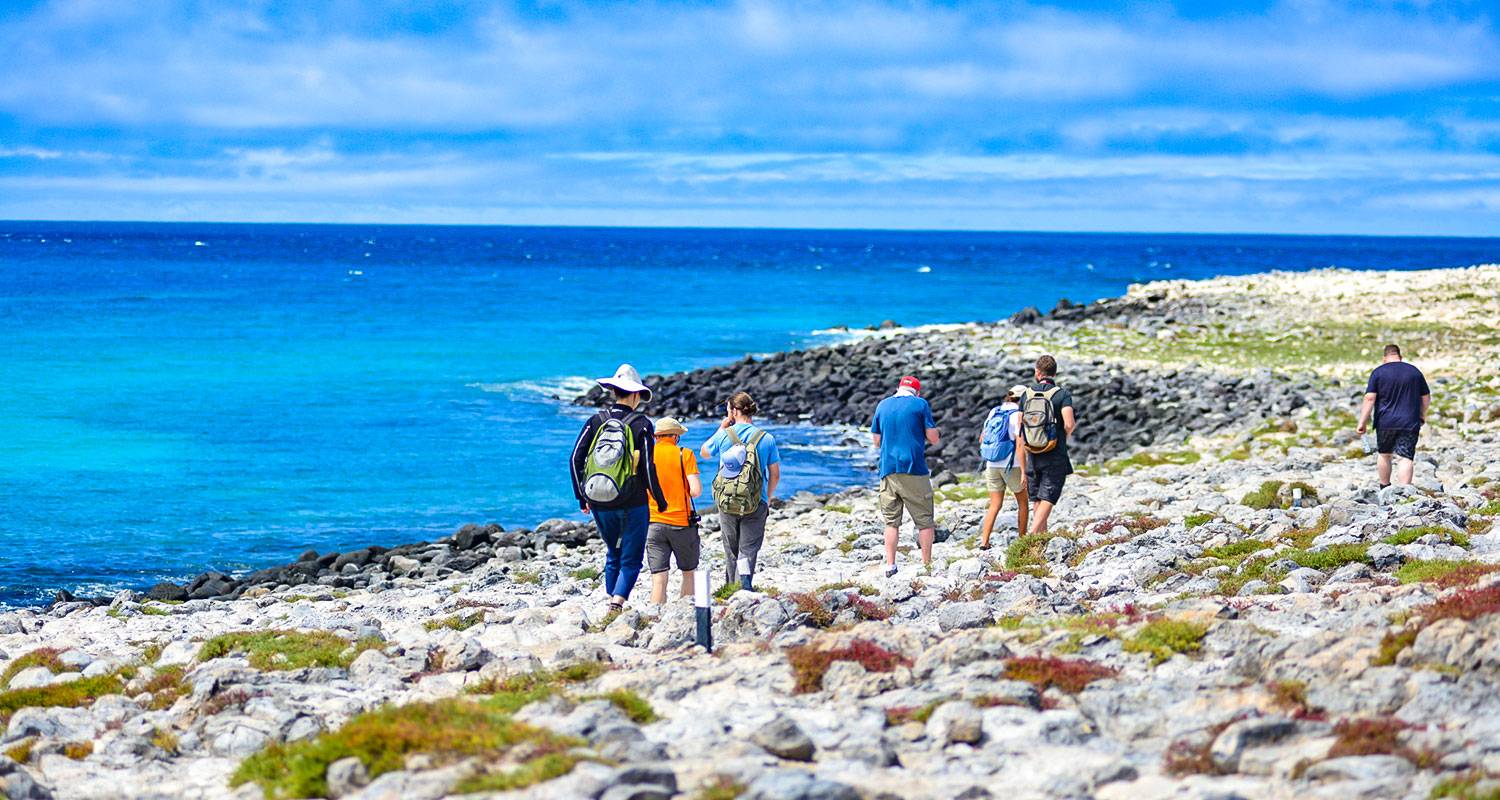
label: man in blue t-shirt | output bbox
[1356,344,1431,489]
[871,375,940,577]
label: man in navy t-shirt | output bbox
[1356,344,1431,488]
[871,375,940,577]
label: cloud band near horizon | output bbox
[1,0,1498,235]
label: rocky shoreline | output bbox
[5,264,1500,800]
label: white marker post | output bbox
[1292,487,1303,509]
[738,557,753,591]
[694,569,712,652]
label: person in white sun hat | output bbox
[570,364,667,614]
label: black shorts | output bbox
[1376,429,1420,460]
[1026,467,1068,505]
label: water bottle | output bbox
[1362,433,1376,455]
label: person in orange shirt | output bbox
[647,417,702,604]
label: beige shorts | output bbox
[985,466,1025,494]
[879,473,935,530]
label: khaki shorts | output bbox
[879,473,935,530]
[985,466,1025,494]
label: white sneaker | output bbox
[884,564,898,578]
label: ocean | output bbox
[2,222,1496,606]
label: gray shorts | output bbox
[646,522,700,574]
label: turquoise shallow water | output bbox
[2,222,1496,605]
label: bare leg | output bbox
[884,526,899,567]
[649,573,667,605]
[1014,489,1029,538]
[979,491,1003,549]
[1395,458,1415,485]
[1030,500,1055,536]
[679,570,695,598]
[918,528,935,566]
[1377,453,1393,486]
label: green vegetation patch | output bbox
[1,648,65,689]
[1124,619,1210,665]
[199,630,379,671]
[569,566,600,581]
[1241,480,1284,510]
[1430,772,1500,800]
[582,689,658,724]
[1385,525,1471,549]
[230,698,584,799]
[1184,513,1215,529]
[698,776,748,800]
[423,612,485,632]
[713,583,742,601]
[511,569,541,584]
[814,581,879,596]
[473,664,612,713]
[1288,543,1369,572]
[1102,450,1202,474]
[0,674,124,724]
[1005,532,1051,577]
[1395,560,1500,589]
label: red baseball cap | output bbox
[899,375,921,392]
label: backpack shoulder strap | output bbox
[725,424,746,447]
[745,429,767,466]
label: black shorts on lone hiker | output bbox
[1376,429,1420,461]
[1026,466,1068,505]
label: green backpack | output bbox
[712,427,766,516]
[582,412,643,505]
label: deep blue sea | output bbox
[2,222,1497,606]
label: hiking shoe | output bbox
[883,564,898,578]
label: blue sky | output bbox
[1,0,1498,234]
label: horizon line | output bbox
[5,217,1500,243]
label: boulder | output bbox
[751,715,815,762]
[927,701,983,745]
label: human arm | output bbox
[1357,392,1376,434]
[925,427,940,446]
[767,463,780,500]
[569,414,599,512]
[685,450,702,498]
[923,401,938,446]
[1061,406,1076,438]
[1421,394,1431,424]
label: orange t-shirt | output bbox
[650,441,699,527]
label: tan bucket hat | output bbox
[654,417,687,437]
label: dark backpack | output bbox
[581,411,644,504]
[1020,387,1062,455]
[712,428,766,516]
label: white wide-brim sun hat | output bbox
[597,363,653,402]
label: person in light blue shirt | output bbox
[701,391,781,588]
[870,376,940,577]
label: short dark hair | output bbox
[1035,355,1058,377]
[611,387,636,400]
[1384,344,1402,357]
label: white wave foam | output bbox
[468,375,595,400]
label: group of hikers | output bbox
[568,356,1079,611]
[569,345,1431,612]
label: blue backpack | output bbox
[980,407,1018,465]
